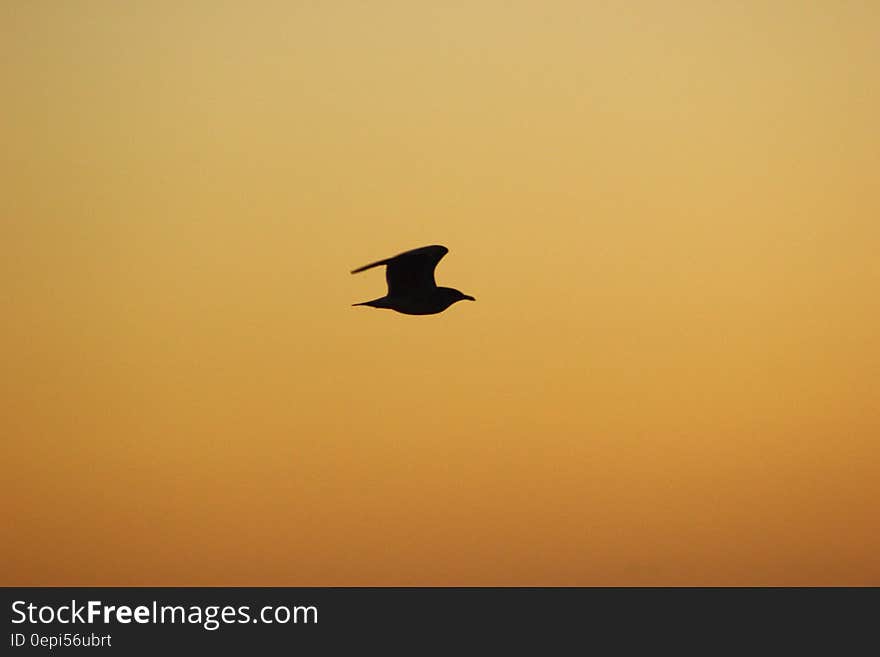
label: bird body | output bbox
[351,245,474,315]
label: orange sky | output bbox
[2,1,878,585]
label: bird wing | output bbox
[351,245,448,296]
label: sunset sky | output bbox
[2,1,878,585]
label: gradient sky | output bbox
[2,1,878,585]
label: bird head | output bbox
[442,288,476,305]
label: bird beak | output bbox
[463,295,475,301]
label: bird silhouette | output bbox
[351,244,475,315]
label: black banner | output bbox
[1,587,875,652]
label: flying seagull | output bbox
[351,244,475,315]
